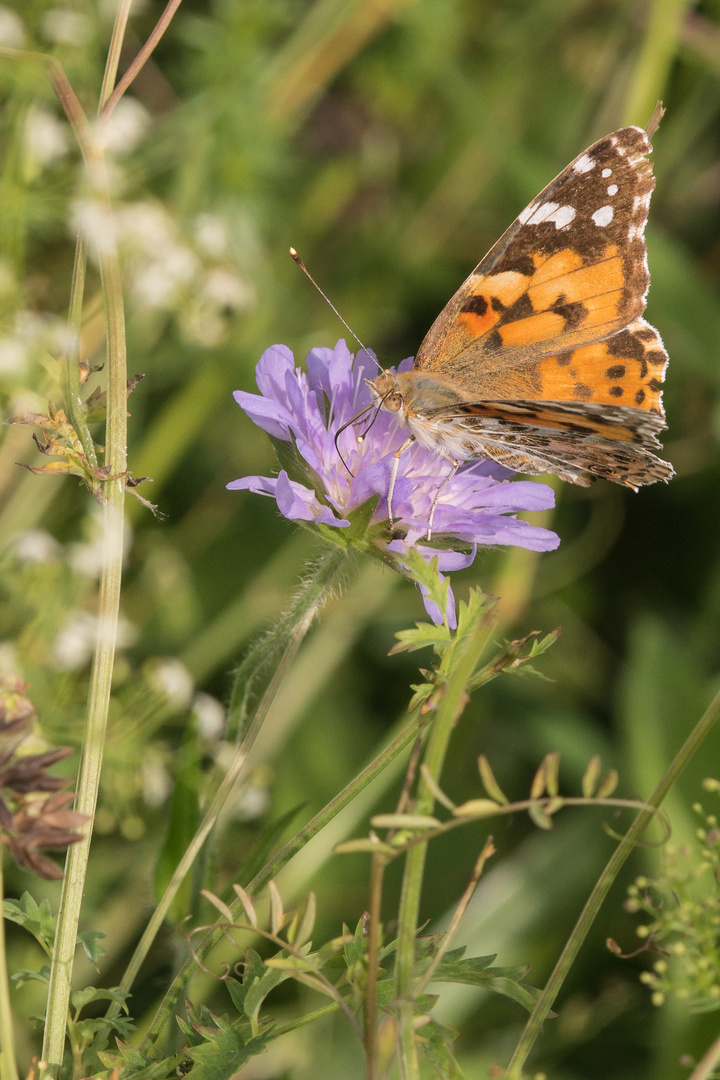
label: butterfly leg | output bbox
[427,458,459,540]
[388,436,415,525]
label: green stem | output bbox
[42,60,129,1080]
[109,548,349,1017]
[506,682,720,1078]
[63,236,98,468]
[0,853,19,1080]
[364,852,385,1080]
[98,0,134,110]
[141,699,429,1050]
[103,0,185,118]
[394,613,496,1079]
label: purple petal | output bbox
[255,344,296,403]
[306,340,355,400]
[419,581,457,629]
[227,474,278,495]
[275,471,350,528]
[233,390,294,440]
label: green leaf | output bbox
[100,1040,185,1079]
[185,1014,272,1079]
[230,949,292,1026]
[3,893,56,950]
[72,985,130,1013]
[390,622,451,655]
[430,955,541,1014]
[10,967,50,988]
[418,1018,464,1080]
[77,930,107,970]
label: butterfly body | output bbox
[368,125,674,492]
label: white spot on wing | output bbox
[573,153,596,174]
[602,168,612,178]
[523,201,561,225]
[607,184,618,196]
[518,202,538,224]
[592,205,614,227]
[545,205,576,228]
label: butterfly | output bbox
[366,123,674,515]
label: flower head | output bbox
[229,341,559,623]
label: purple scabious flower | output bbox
[228,340,559,625]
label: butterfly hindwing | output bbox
[443,398,672,490]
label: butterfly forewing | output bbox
[414,127,657,386]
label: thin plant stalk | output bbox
[142,700,431,1050]
[394,612,496,1080]
[98,0,134,110]
[364,851,386,1080]
[28,0,190,1064]
[0,853,19,1080]
[41,187,128,1079]
[103,0,185,118]
[506,682,720,1078]
[41,12,132,1065]
[63,238,97,469]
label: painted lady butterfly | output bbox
[368,122,673,496]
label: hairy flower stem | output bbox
[506,681,720,1079]
[394,613,496,1079]
[0,855,19,1080]
[108,547,349,1020]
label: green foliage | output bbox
[3,893,106,969]
[626,782,720,1013]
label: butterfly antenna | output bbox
[289,248,383,372]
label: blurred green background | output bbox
[1,0,720,1076]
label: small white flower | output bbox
[25,108,69,168]
[202,268,253,311]
[131,246,199,309]
[117,202,174,250]
[0,6,25,47]
[179,304,226,348]
[73,199,118,257]
[41,8,92,45]
[0,337,28,376]
[147,658,194,710]
[96,98,150,156]
[194,214,228,257]
[0,642,19,677]
[142,757,173,808]
[68,509,133,578]
[12,530,62,564]
[233,784,271,822]
[193,693,226,739]
[53,611,137,670]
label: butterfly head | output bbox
[367,372,404,414]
